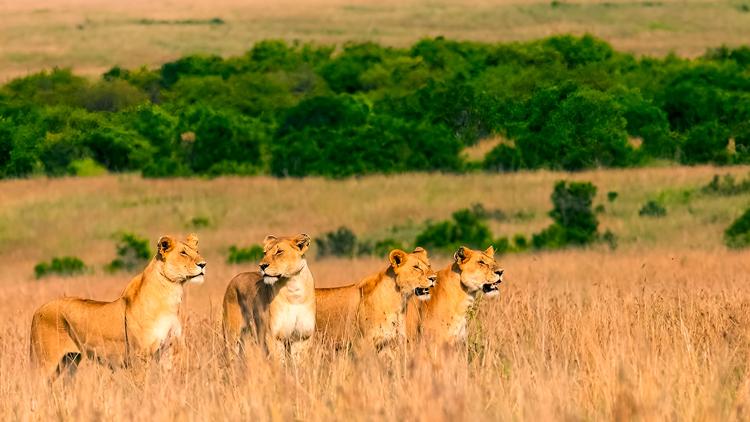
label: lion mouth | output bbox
[414,287,431,299]
[482,282,500,294]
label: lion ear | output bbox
[413,246,428,259]
[186,233,199,250]
[293,234,311,253]
[485,245,495,257]
[389,249,408,268]
[454,246,471,264]
[263,235,278,250]
[157,235,175,258]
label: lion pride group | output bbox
[29,233,504,379]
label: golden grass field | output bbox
[3,166,750,420]
[2,0,750,80]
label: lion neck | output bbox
[122,259,184,318]
[359,267,406,328]
[273,260,314,304]
[430,263,478,317]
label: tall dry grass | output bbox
[3,168,750,420]
[3,250,750,420]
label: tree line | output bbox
[2,35,750,178]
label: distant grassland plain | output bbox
[4,167,750,419]
[2,0,750,80]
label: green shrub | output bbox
[415,208,494,253]
[106,233,151,272]
[725,209,750,248]
[532,180,599,249]
[469,203,507,221]
[638,200,667,217]
[315,226,359,257]
[227,244,265,264]
[188,216,212,229]
[484,144,525,172]
[701,174,750,196]
[68,157,107,176]
[607,191,619,202]
[35,256,87,279]
[512,234,529,251]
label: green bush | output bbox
[106,233,151,272]
[532,181,599,249]
[725,209,750,248]
[188,216,212,229]
[484,144,525,172]
[415,208,494,253]
[638,200,667,217]
[227,244,265,264]
[35,256,87,279]
[701,174,750,195]
[315,226,359,257]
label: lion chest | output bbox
[270,303,315,341]
[368,312,404,346]
[144,314,181,352]
[447,315,468,342]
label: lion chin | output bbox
[189,274,205,285]
[263,275,279,285]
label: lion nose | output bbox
[496,269,504,277]
[428,274,437,284]
[197,262,207,269]
[259,263,269,271]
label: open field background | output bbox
[3,167,750,419]
[2,0,750,80]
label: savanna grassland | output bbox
[2,0,750,80]
[3,166,750,420]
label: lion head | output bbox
[453,246,503,297]
[389,247,437,301]
[157,233,207,284]
[259,234,310,285]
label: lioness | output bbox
[315,248,436,352]
[406,246,503,346]
[222,234,315,367]
[30,234,206,379]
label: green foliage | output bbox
[607,191,619,202]
[702,174,750,196]
[484,144,524,172]
[725,209,750,248]
[638,200,667,217]
[415,208,494,253]
[106,233,151,272]
[188,216,212,229]
[35,256,87,279]
[1,36,750,179]
[227,244,264,264]
[532,181,599,249]
[315,226,360,257]
[514,85,634,171]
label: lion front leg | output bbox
[290,337,312,368]
[265,335,288,368]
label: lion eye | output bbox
[275,250,283,256]
[180,251,188,257]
